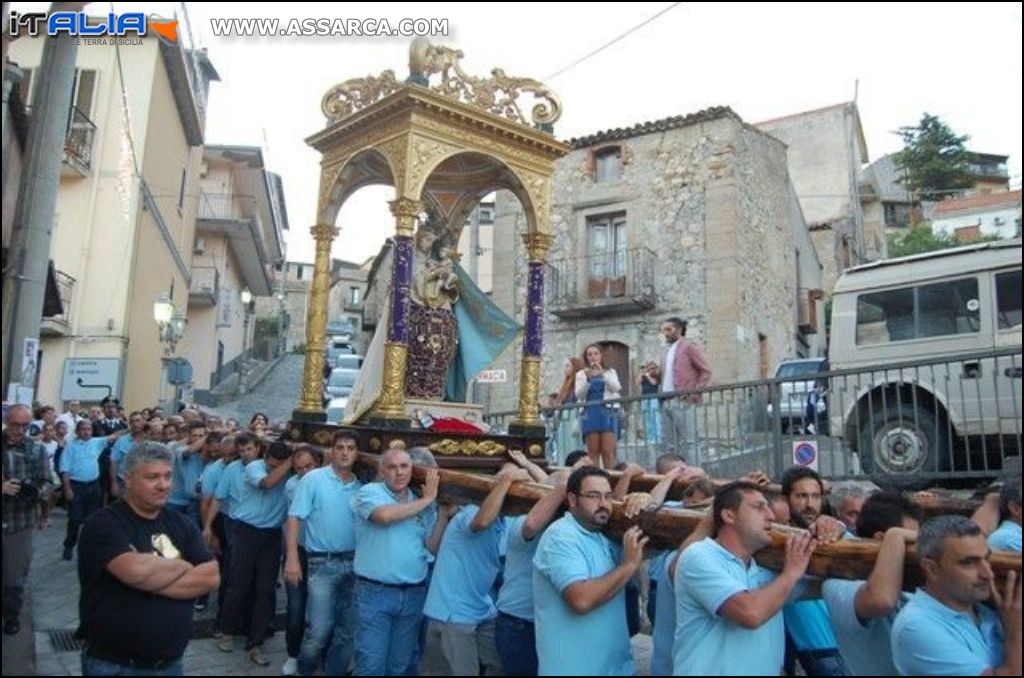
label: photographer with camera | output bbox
[3,404,54,636]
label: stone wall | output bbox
[483,111,820,415]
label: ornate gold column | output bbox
[512,231,555,430]
[372,197,423,424]
[294,222,338,419]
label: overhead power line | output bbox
[545,2,683,81]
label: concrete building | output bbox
[756,102,875,288]
[932,189,1022,242]
[478,106,824,414]
[327,257,372,339]
[9,31,220,408]
[263,261,313,352]
[861,151,1013,245]
[180,146,287,401]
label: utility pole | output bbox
[2,27,79,401]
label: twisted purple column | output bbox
[388,235,413,343]
[524,261,545,357]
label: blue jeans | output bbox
[81,652,183,676]
[641,398,662,444]
[495,612,537,676]
[796,649,848,676]
[298,555,356,676]
[353,578,427,676]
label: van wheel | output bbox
[859,404,949,480]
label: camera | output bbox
[16,481,39,501]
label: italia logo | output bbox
[8,12,178,43]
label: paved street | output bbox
[210,354,305,425]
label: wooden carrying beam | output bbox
[355,454,1020,590]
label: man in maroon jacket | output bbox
[658,317,712,466]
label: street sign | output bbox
[792,440,819,471]
[475,369,507,383]
[60,358,122,401]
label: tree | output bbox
[887,221,1000,258]
[887,222,957,257]
[894,113,973,200]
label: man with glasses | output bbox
[532,466,647,675]
[3,404,54,635]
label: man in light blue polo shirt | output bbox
[988,481,1021,553]
[422,463,527,675]
[533,466,646,676]
[673,480,816,676]
[167,421,209,527]
[352,447,440,676]
[218,438,292,666]
[892,515,1020,676]
[495,469,568,677]
[59,419,125,560]
[821,490,922,676]
[107,411,145,497]
[285,432,361,676]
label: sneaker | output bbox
[216,635,234,653]
[248,645,270,667]
[281,657,298,675]
[62,546,73,561]
[211,628,224,640]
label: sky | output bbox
[14,2,1024,264]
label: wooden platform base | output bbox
[285,420,547,470]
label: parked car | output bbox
[326,319,355,342]
[323,367,359,403]
[767,357,828,433]
[829,238,1021,480]
[333,354,364,371]
[325,397,349,424]
[326,342,356,368]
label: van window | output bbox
[996,270,1022,329]
[856,277,980,344]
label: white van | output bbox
[829,238,1021,477]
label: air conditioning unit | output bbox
[193,236,207,254]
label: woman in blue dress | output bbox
[574,344,621,468]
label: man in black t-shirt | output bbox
[77,441,220,676]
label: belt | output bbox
[306,550,355,560]
[69,479,99,485]
[357,575,425,589]
[85,646,179,670]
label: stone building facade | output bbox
[478,107,825,415]
[756,102,874,291]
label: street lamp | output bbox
[153,294,174,325]
[153,295,186,353]
[240,288,253,359]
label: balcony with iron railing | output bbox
[547,248,656,318]
[58,106,97,176]
[188,266,220,307]
[41,270,75,336]
[197,192,257,222]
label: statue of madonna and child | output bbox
[344,209,520,423]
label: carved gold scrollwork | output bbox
[427,439,507,456]
[322,70,401,123]
[522,232,555,263]
[528,444,543,458]
[408,38,562,128]
[390,197,424,237]
[312,430,332,446]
